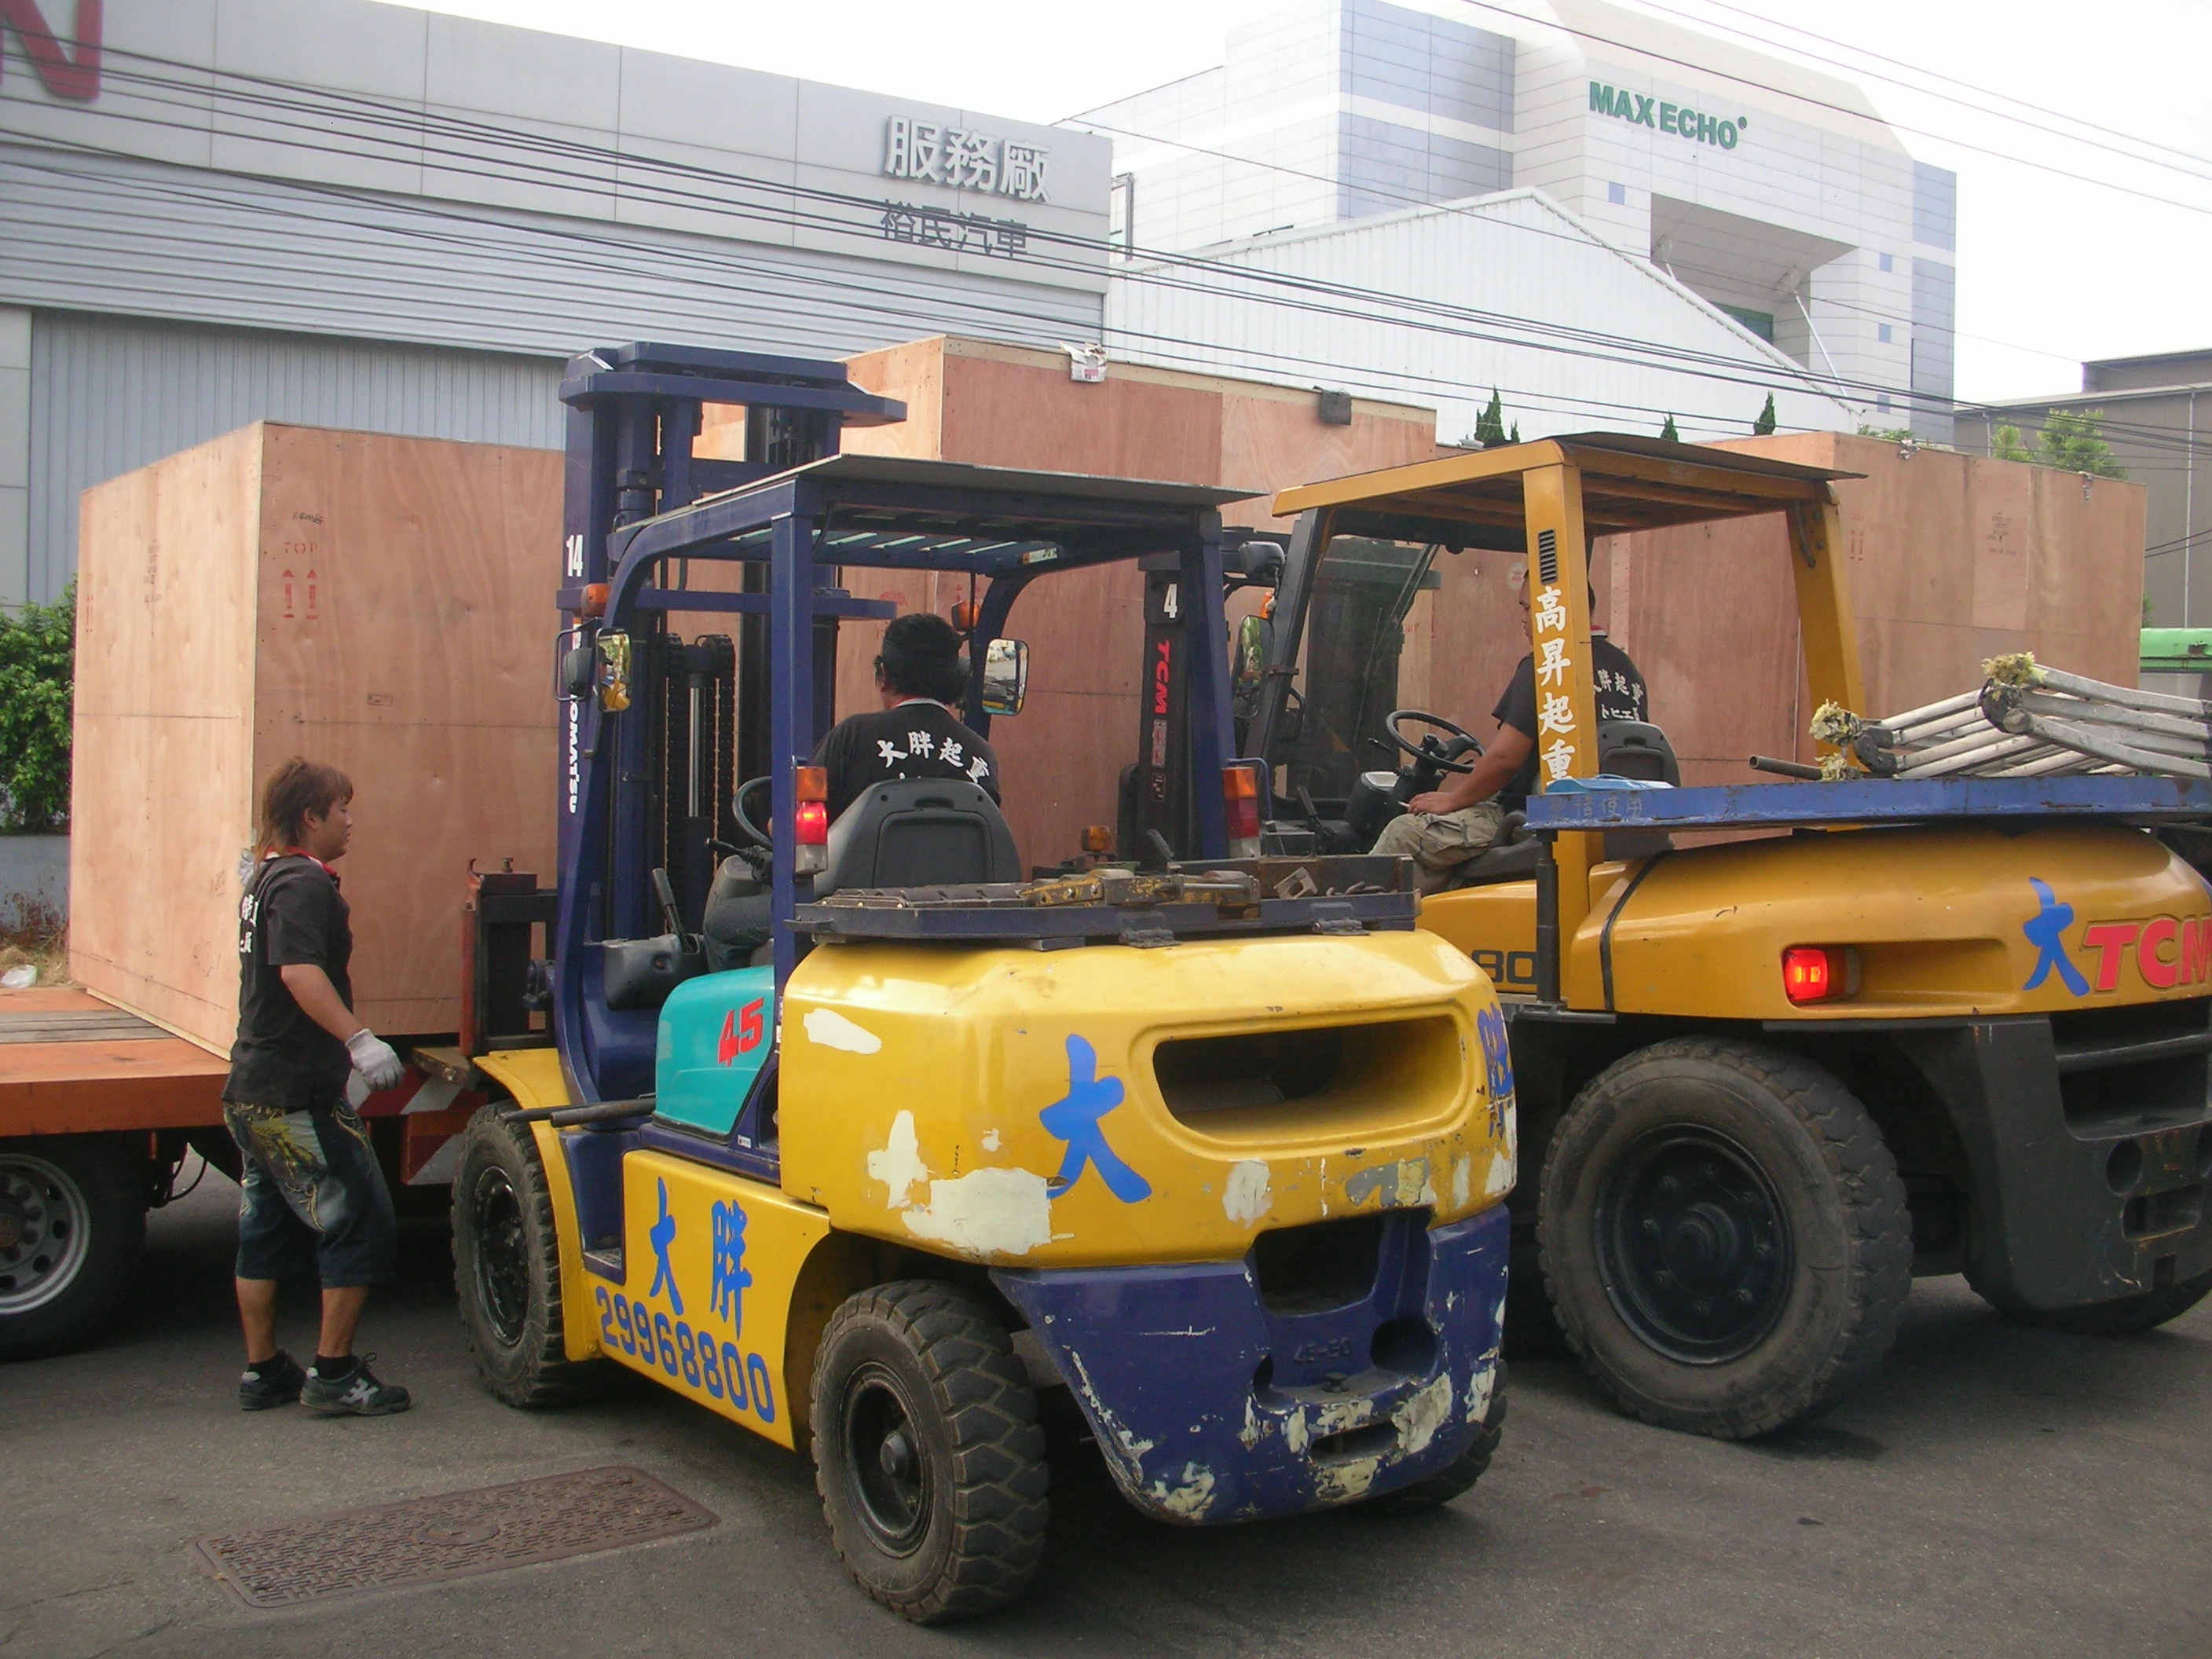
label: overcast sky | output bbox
[411,0,2212,404]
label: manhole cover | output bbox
[196,1466,716,1608]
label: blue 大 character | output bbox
[2022,877,2089,997]
[1040,1035,1152,1203]
[648,1177,684,1315]
[1476,1003,1514,1137]
[710,1199,753,1337]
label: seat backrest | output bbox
[816,777,1021,899]
[1598,720,1682,786]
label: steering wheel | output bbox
[733,775,773,849]
[1386,709,1482,775]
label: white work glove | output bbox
[346,1029,405,1093]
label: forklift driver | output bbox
[1373,577,1646,893]
[703,613,1002,965]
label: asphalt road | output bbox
[5,1174,2209,1659]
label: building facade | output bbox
[1957,349,2212,630]
[1076,0,1957,441]
[0,0,1113,607]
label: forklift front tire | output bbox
[1540,1038,1911,1439]
[811,1281,1049,1624]
[451,1106,623,1407]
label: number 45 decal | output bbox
[717,998,767,1065]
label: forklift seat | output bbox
[1595,720,1679,861]
[815,777,1022,899]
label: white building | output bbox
[0,0,1111,608]
[1078,0,1957,441]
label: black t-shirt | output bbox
[223,855,355,1109]
[812,701,1002,822]
[1491,634,1650,813]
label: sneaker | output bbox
[237,1351,307,1412]
[300,1353,412,1417]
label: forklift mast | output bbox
[555,343,905,944]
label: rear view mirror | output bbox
[980,638,1029,716]
[1233,613,1271,692]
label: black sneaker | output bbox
[237,1351,306,1412]
[300,1354,412,1417]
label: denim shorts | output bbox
[224,1095,397,1287]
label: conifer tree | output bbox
[1753,393,1777,436]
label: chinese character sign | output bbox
[1529,581,1584,788]
[884,115,1049,203]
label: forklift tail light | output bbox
[794,767,830,875]
[1224,764,1261,859]
[1782,945,1857,1005]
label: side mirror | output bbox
[980,637,1029,716]
[596,631,632,712]
[1233,613,1270,693]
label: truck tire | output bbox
[811,1281,1049,1623]
[1361,1367,1507,1516]
[1999,1271,2212,1337]
[1539,1038,1910,1439]
[450,1106,622,1407]
[0,1137,146,1361]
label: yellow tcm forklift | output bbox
[1238,434,2212,1440]
[446,345,1516,1622]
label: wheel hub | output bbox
[0,1155,93,1316]
[469,1166,531,1346]
[1599,1128,1792,1364]
[844,1370,931,1555]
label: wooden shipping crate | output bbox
[71,423,561,1052]
[1399,433,2148,789]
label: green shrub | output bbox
[0,584,75,833]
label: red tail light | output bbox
[1782,945,1855,1005]
[794,765,830,875]
[796,800,828,845]
[1224,764,1261,856]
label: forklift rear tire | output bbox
[451,1106,623,1407]
[811,1281,1049,1624]
[0,1137,146,1362]
[1539,1038,1910,1439]
[1997,1271,2212,1337]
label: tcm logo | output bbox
[2,1,102,101]
[2023,877,2212,996]
[1152,639,1173,716]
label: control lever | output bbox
[650,866,688,939]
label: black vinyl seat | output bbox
[815,777,1021,898]
[1437,720,1683,891]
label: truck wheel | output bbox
[811,1281,1049,1624]
[1539,1038,1910,1439]
[1362,1368,1507,1516]
[1999,1271,2212,1337]
[0,1137,146,1361]
[450,1106,622,1407]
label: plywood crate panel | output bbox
[1598,434,2146,778]
[72,423,562,1051]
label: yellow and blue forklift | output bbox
[1198,434,2212,1441]
[445,345,1517,1621]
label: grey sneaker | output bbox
[300,1354,412,1417]
[238,1351,306,1412]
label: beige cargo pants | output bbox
[1371,800,1511,892]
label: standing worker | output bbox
[223,758,412,1415]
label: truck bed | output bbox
[0,988,229,1135]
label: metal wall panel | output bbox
[0,148,1103,368]
[25,311,563,603]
